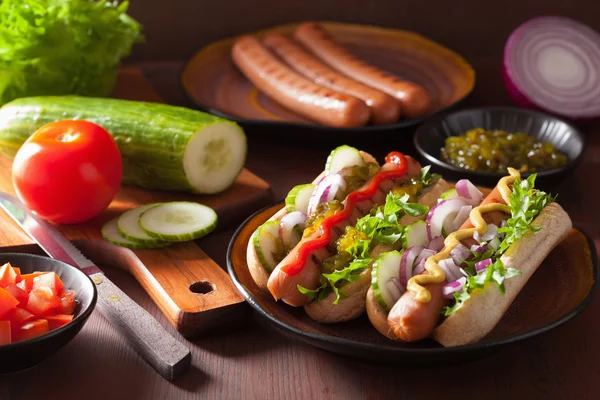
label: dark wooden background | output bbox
[1,1,600,399]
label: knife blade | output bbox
[0,192,191,381]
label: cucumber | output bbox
[371,251,404,312]
[101,218,169,249]
[252,220,283,272]
[404,220,429,249]
[325,145,364,175]
[440,188,458,200]
[117,204,168,246]
[0,96,247,194]
[285,184,315,213]
[139,202,217,242]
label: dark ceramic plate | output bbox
[0,253,97,374]
[227,202,597,365]
[181,21,475,139]
[413,107,586,188]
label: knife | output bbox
[0,192,191,381]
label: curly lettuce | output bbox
[0,0,142,106]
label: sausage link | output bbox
[293,22,432,119]
[231,35,370,128]
[263,32,401,125]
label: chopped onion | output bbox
[386,278,404,302]
[439,258,462,282]
[504,16,600,119]
[443,277,467,298]
[428,235,444,252]
[489,237,501,251]
[474,230,482,243]
[470,244,487,253]
[413,248,436,275]
[279,211,307,247]
[482,224,499,241]
[399,246,423,286]
[452,205,472,232]
[306,173,346,215]
[426,198,467,240]
[455,180,484,206]
[450,243,471,264]
[475,258,492,273]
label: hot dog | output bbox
[293,22,432,119]
[231,35,371,128]
[366,169,572,346]
[262,32,401,125]
[247,145,452,324]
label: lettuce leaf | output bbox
[0,0,142,106]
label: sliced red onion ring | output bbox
[452,205,472,232]
[443,277,467,298]
[504,16,600,119]
[450,243,471,264]
[306,173,346,215]
[279,211,307,247]
[470,244,487,253]
[428,235,444,252]
[489,237,501,251]
[438,258,462,282]
[426,198,467,240]
[475,258,492,273]
[455,180,484,206]
[386,278,404,302]
[399,246,424,286]
[482,224,499,241]
[413,249,436,275]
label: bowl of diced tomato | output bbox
[0,253,97,373]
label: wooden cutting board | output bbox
[0,68,273,338]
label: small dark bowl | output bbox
[413,107,586,188]
[0,253,97,374]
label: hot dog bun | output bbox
[432,202,572,347]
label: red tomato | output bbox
[17,319,49,341]
[12,120,123,224]
[0,287,19,318]
[17,272,44,292]
[58,289,76,314]
[32,272,64,296]
[4,284,27,305]
[0,263,18,286]
[0,321,10,345]
[46,314,74,330]
[26,288,59,316]
[13,267,22,283]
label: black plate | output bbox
[0,253,97,374]
[227,202,597,365]
[413,107,586,188]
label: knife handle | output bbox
[90,272,191,381]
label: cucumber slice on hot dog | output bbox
[252,220,283,272]
[404,220,429,248]
[371,251,404,312]
[285,184,315,213]
[325,145,365,175]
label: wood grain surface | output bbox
[1,2,600,398]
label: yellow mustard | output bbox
[406,168,521,303]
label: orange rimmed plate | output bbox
[181,22,476,136]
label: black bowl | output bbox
[413,107,586,188]
[0,253,97,373]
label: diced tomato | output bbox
[0,263,18,287]
[4,284,28,305]
[13,268,21,283]
[32,272,64,296]
[17,272,44,292]
[26,287,59,316]
[0,287,19,318]
[58,289,76,314]
[5,307,35,325]
[17,319,49,341]
[46,314,74,330]
[0,320,11,345]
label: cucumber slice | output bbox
[404,220,429,249]
[102,218,168,249]
[285,184,315,213]
[252,220,283,272]
[139,202,218,242]
[325,145,364,175]
[440,188,458,200]
[371,251,404,312]
[117,204,168,245]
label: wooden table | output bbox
[0,60,598,400]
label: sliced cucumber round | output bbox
[440,188,458,201]
[139,202,218,242]
[325,145,364,175]
[404,220,429,249]
[252,220,283,272]
[102,218,169,249]
[285,184,315,213]
[117,204,169,246]
[371,250,404,312]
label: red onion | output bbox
[428,235,444,252]
[399,246,423,286]
[438,258,462,282]
[279,211,307,246]
[307,173,346,215]
[443,277,467,298]
[386,278,404,302]
[470,244,487,253]
[474,230,483,244]
[426,198,467,240]
[504,16,600,119]
[452,205,472,232]
[482,224,499,241]
[475,258,492,273]
[413,248,436,275]
[450,243,471,264]
[455,180,484,206]
[489,237,501,251]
